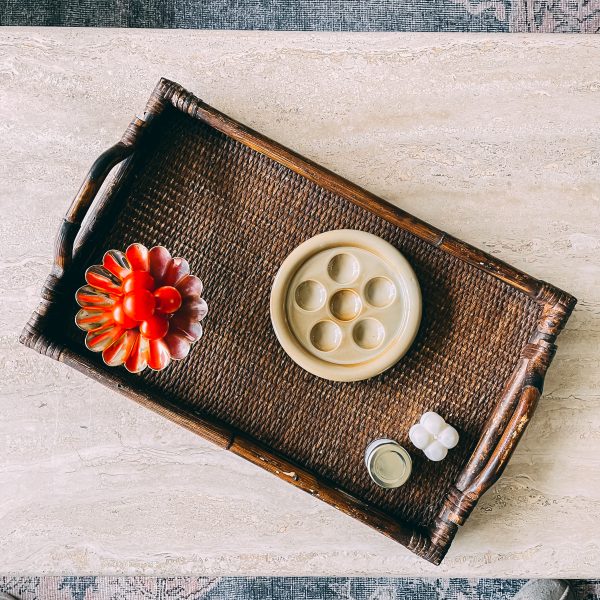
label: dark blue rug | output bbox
[1,0,598,32]
[1,577,599,600]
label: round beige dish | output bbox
[270,230,422,382]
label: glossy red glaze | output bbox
[140,315,169,340]
[148,338,171,370]
[126,243,150,272]
[154,286,182,314]
[123,290,155,321]
[122,271,155,294]
[76,243,206,374]
[112,302,139,329]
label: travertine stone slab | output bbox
[0,28,599,576]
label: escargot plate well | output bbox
[270,229,422,381]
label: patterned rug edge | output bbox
[1,577,600,600]
[1,0,599,33]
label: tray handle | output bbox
[54,141,134,278]
[54,113,154,277]
[426,347,548,561]
[20,117,148,351]
[428,287,575,563]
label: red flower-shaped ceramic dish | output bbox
[75,244,207,373]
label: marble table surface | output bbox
[1,28,599,577]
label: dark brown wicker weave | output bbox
[21,78,576,564]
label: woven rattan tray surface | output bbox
[21,79,576,564]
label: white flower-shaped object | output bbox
[409,412,459,462]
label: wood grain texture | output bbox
[1,28,599,576]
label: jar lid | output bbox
[364,439,412,489]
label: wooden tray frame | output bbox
[20,78,576,564]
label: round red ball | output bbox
[140,315,169,340]
[122,290,155,321]
[112,302,138,329]
[154,286,182,314]
[122,271,155,294]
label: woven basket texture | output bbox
[60,105,540,529]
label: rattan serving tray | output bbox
[21,78,576,564]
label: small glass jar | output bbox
[364,439,412,489]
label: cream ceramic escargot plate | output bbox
[270,230,421,382]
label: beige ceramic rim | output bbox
[270,229,422,382]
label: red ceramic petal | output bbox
[76,285,118,309]
[102,250,131,280]
[175,274,203,299]
[164,331,191,360]
[163,258,190,287]
[179,296,208,321]
[102,330,138,367]
[169,315,203,342]
[75,308,114,332]
[85,323,125,352]
[85,265,122,295]
[148,338,171,371]
[126,243,150,272]
[125,334,150,373]
[148,246,172,286]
